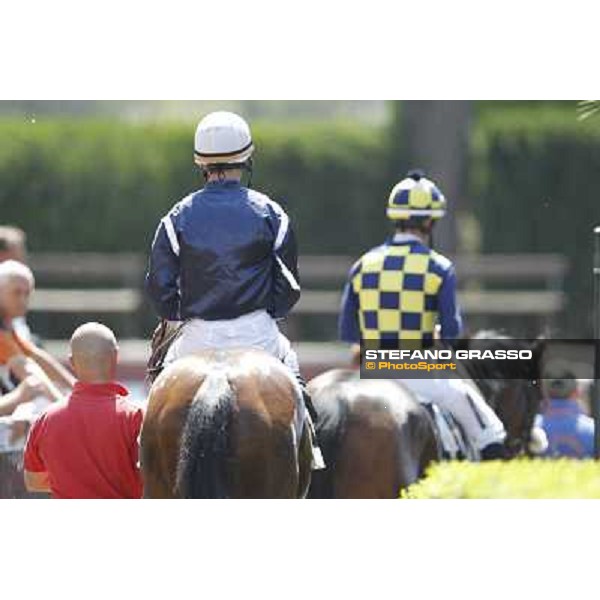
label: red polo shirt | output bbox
[23,381,144,499]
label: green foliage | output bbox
[0,119,187,252]
[252,120,391,254]
[577,100,600,121]
[471,104,600,336]
[0,118,389,256]
[3,106,599,337]
[402,459,600,499]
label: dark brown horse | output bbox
[307,369,439,498]
[307,334,545,498]
[140,348,312,498]
[456,333,546,457]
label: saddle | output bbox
[146,320,184,383]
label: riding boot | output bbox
[295,375,325,470]
[480,442,507,461]
[301,386,319,424]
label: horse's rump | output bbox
[308,370,438,498]
[141,348,311,498]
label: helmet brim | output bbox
[194,143,254,166]
[387,207,446,220]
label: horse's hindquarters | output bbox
[308,373,437,499]
[335,402,405,498]
[142,349,310,499]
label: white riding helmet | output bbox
[194,111,254,167]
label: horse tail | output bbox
[175,370,235,498]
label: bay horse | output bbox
[140,348,312,498]
[306,369,439,499]
[307,333,545,498]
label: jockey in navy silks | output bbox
[145,111,324,469]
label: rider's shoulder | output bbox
[363,243,388,259]
[167,191,197,217]
[351,244,388,273]
[247,189,288,218]
[247,188,281,208]
[428,249,454,273]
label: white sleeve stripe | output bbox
[275,255,300,291]
[274,210,289,251]
[161,216,180,257]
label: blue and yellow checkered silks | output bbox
[351,242,452,345]
[387,175,446,221]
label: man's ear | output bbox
[110,348,119,376]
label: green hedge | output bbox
[0,118,389,256]
[3,106,599,337]
[402,459,600,499]
[471,105,600,336]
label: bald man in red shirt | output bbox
[23,322,143,499]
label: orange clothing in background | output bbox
[0,322,34,365]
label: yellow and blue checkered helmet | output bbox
[386,170,446,221]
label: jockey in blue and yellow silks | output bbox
[339,170,507,460]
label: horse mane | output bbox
[459,331,545,396]
[175,370,235,498]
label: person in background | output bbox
[0,356,64,449]
[23,322,143,499]
[0,259,68,451]
[0,260,75,391]
[0,372,46,417]
[0,226,27,264]
[0,225,32,341]
[537,363,594,458]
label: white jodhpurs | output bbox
[400,377,506,451]
[164,309,300,374]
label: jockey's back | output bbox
[339,233,461,346]
[144,111,324,470]
[337,169,507,460]
[145,180,299,322]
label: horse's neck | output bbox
[454,360,497,405]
